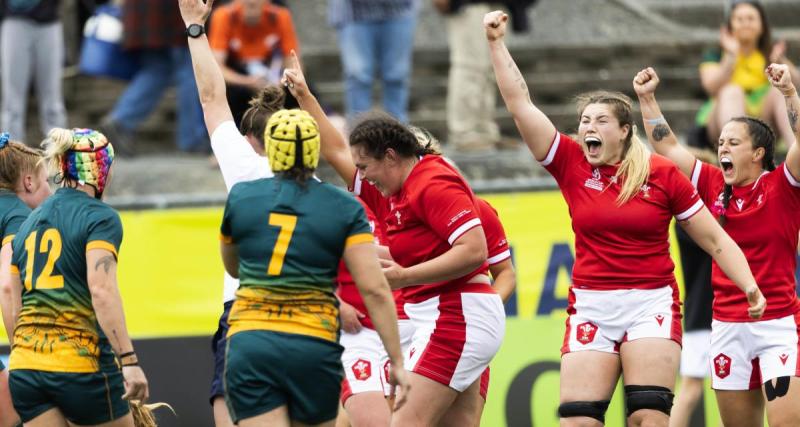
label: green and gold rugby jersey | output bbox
[0,190,31,247]
[9,188,122,373]
[221,177,373,342]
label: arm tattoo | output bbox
[651,124,671,142]
[95,255,116,273]
[789,105,798,133]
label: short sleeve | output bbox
[478,199,511,265]
[220,188,236,244]
[666,164,704,220]
[777,163,800,205]
[1,206,29,246]
[350,171,388,222]
[539,132,585,185]
[211,121,273,192]
[277,9,299,56]
[692,160,723,207]
[208,7,231,52]
[344,199,373,248]
[415,174,481,245]
[86,209,123,258]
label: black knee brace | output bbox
[625,385,674,417]
[558,400,611,423]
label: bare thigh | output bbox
[620,338,681,427]
[715,389,763,427]
[25,407,68,427]
[238,405,290,427]
[560,351,621,427]
[343,391,391,427]
[390,372,458,427]
[438,378,482,427]
[763,376,800,427]
[212,396,235,427]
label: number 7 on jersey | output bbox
[267,213,297,275]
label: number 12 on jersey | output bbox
[268,213,297,276]
[23,229,65,290]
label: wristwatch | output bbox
[185,23,205,38]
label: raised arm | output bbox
[282,51,357,187]
[767,63,800,178]
[178,0,234,136]
[678,208,765,319]
[633,67,697,177]
[484,11,556,161]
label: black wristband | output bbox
[118,351,136,359]
[122,362,139,367]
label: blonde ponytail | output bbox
[41,127,76,176]
[615,129,651,205]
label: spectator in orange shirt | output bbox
[208,0,299,127]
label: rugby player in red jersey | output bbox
[636,64,800,427]
[487,10,765,427]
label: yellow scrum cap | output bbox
[265,109,321,172]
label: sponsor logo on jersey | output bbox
[447,209,472,227]
[714,353,731,379]
[735,198,744,211]
[757,194,764,206]
[640,184,651,198]
[655,314,664,326]
[584,169,604,191]
[352,359,372,381]
[576,322,598,345]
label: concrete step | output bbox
[410,98,704,143]
[640,0,800,30]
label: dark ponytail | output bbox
[349,113,441,160]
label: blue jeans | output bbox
[110,47,206,151]
[337,12,416,124]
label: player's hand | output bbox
[767,63,797,97]
[380,259,409,289]
[746,285,766,319]
[633,67,660,98]
[483,11,508,42]
[281,50,311,100]
[339,300,365,334]
[178,0,214,27]
[719,26,739,56]
[121,365,149,402]
[388,363,411,411]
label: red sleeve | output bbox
[666,161,704,220]
[208,7,231,52]
[277,9,299,56]
[692,160,723,207]
[778,163,800,206]
[350,171,388,223]
[477,199,510,265]
[413,173,482,245]
[540,132,584,186]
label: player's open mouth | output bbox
[720,157,734,177]
[585,136,602,156]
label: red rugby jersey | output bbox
[541,132,703,290]
[691,160,800,321]
[336,197,408,329]
[353,155,490,303]
[477,198,511,266]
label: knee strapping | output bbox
[558,400,611,423]
[625,385,674,417]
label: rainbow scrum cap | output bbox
[265,109,320,172]
[62,129,114,198]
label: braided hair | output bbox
[717,116,776,226]
[239,85,287,146]
[348,113,441,160]
[0,133,43,192]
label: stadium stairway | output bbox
[22,0,800,206]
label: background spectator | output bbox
[208,0,299,128]
[1,0,67,142]
[433,0,536,152]
[328,0,418,125]
[100,0,207,154]
[696,0,800,149]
